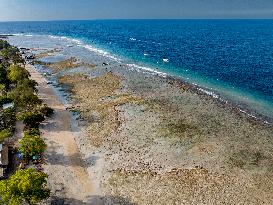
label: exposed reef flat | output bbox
[10,35,273,204]
[57,60,273,204]
[35,56,96,72]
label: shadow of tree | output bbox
[40,107,75,132]
[50,195,136,205]
[44,140,99,168]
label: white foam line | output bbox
[197,88,219,99]
[238,108,270,124]
[12,33,24,36]
[197,87,270,124]
[126,63,167,77]
[48,35,122,63]
[82,44,122,62]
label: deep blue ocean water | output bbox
[0,20,272,119]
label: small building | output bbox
[0,143,9,179]
[3,102,14,110]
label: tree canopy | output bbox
[7,87,42,109]
[19,133,46,158]
[0,168,50,205]
[18,111,45,129]
[1,46,25,65]
[0,65,9,87]
[8,65,29,83]
[0,129,12,143]
[0,39,10,50]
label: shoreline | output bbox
[55,60,273,204]
[48,34,273,125]
[6,33,273,124]
[6,35,273,204]
[163,74,273,126]
[25,64,100,204]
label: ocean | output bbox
[0,19,272,120]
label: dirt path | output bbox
[26,65,97,204]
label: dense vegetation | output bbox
[0,168,50,205]
[19,132,47,158]
[0,39,53,204]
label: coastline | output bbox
[51,34,273,124]
[163,74,273,126]
[56,60,273,204]
[25,64,100,204]
[12,33,273,125]
[6,35,273,204]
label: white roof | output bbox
[3,102,14,110]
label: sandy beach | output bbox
[17,38,273,204]
[26,65,99,204]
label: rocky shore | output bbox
[8,36,273,204]
[53,53,273,204]
[61,68,273,204]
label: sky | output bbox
[0,0,273,21]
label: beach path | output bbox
[26,64,96,204]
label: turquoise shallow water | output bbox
[0,20,272,120]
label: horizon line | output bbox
[0,17,273,23]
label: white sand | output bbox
[26,64,102,204]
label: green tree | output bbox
[8,65,29,84]
[1,46,25,65]
[17,78,38,92]
[2,107,16,130]
[39,105,54,117]
[7,88,42,109]
[0,84,6,96]
[19,133,46,158]
[0,129,12,143]
[0,64,9,88]
[18,111,45,128]
[24,128,40,136]
[0,39,10,50]
[0,96,13,106]
[0,168,50,205]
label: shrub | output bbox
[0,83,6,95]
[19,133,46,158]
[18,111,45,129]
[0,168,50,205]
[0,39,10,50]
[8,88,42,109]
[2,107,16,130]
[8,65,29,83]
[24,128,40,136]
[0,96,13,106]
[0,64,9,87]
[39,105,54,117]
[0,129,12,143]
[1,46,25,65]
[17,78,38,93]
